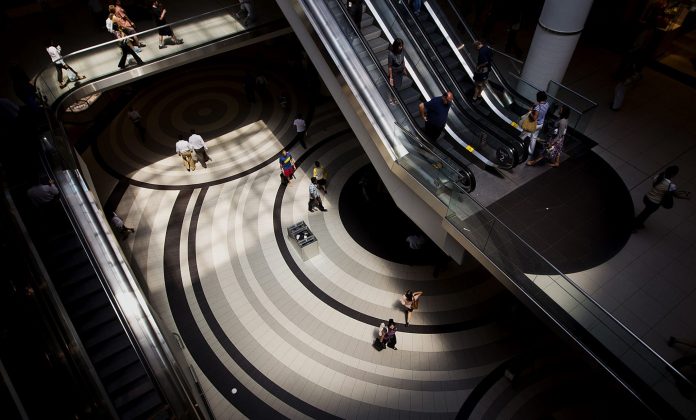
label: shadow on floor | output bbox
[339,164,447,266]
[489,151,634,274]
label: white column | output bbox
[519,0,594,94]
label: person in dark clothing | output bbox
[472,40,492,102]
[418,91,454,142]
[347,0,363,29]
[379,319,398,350]
[152,1,183,49]
[634,166,690,230]
[116,29,144,69]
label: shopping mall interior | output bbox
[1,0,695,418]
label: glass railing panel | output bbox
[547,80,598,134]
[444,182,695,417]
[34,4,258,107]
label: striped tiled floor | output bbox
[79,47,648,418]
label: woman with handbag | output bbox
[378,319,398,350]
[634,166,690,231]
[526,106,570,167]
[400,289,423,326]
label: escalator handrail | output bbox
[38,129,208,419]
[371,0,520,167]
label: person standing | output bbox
[176,135,196,171]
[526,91,549,158]
[527,105,569,167]
[400,289,423,326]
[346,0,363,30]
[634,166,690,230]
[127,106,146,142]
[279,149,295,182]
[293,114,307,149]
[313,161,328,193]
[388,38,407,105]
[45,40,86,89]
[110,212,135,238]
[188,129,211,168]
[379,319,398,350]
[472,40,492,102]
[152,1,184,49]
[109,3,145,48]
[116,28,144,69]
[419,91,454,142]
[308,177,327,212]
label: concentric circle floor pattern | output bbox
[81,55,643,419]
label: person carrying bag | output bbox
[633,165,690,231]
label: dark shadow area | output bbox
[339,164,447,266]
[488,151,634,274]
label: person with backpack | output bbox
[633,165,690,231]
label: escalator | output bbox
[29,204,169,419]
[376,0,529,167]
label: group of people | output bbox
[278,150,329,213]
[175,129,211,172]
[46,0,185,85]
[374,289,424,351]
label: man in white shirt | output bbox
[27,176,60,207]
[175,135,196,171]
[308,177,327,212]
[45,40,85,89]
[293,113,307,149]
[188,129,211,168]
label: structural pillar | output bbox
[519,0,594,95]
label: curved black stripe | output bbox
[91,133,306,191]
[163,189,281,418]
[274,133,507,334]
[456,357,514,419]
[166,188,341,419]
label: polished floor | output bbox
[75,41,652,418]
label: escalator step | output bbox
[90,334,134,365]
[367,36,389,53]
[84,318,127,348]
[81,305,119,333]
[117,388,164,420]
[67,288,111,318]
[111,374,156,408]
[54,265,99,288]
[104,361,151,394]
[61,278,104,303]
[361,24,381,42]
[96,346,141,378]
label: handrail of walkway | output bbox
[33,3,251,106]
[304,0,694,417]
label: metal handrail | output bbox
[33,3,243,86]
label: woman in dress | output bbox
[152,1,183,49]
[388,38,407,104]
[400,289,423,326]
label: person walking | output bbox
[127,106,146,142]
[279,149,295,182]
[308,177,327,212]
[293,114,307,149]
[346,0,363,29]
[400,289,423,326]
[472,40,492,102]
[116,28,144,69]
[109,4,144,49]
[634,166,690,231]
[152,1,184,49]
[379,319,398,350]
[387,38,407,105]
[419,91,454,142]
[45,40,86,89]
[188,129,211,168]
[526,105,569,167]
[176,135,196,171]
[313,161,328,193]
